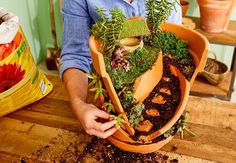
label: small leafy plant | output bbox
[164,112,195,139]
[128,103,145,127]
[89,80,107,104]
[114,114,125,128]
[91,8,125,55]
[86,72,101,88]
[177,112,196,139]
[102,101,115,113]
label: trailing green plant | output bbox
[128,103,145,127]
[164,112,195,139]
[177,112,195,139]
[89,80,107,104]
[86,72,101,88]
[114,113,125,128]
[102,101,115,113]
[91,8,125,55]
[146,0,178,34]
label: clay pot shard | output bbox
[135,120,154,132]
[133,51,163,102]
[146,109,160,117]
[159,88,171,95]
[162,77,170,82]
[152,95,166,104]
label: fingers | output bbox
[88,126,118,139]
[93,120,117,132]
[93,108,111,119]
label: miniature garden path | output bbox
[0,76,235,163]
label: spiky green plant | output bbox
[177,112,196,139]
[164,112,196,139]
[102,101,115,113]
[89,80,107,104]
[146,0,178,34]
[114,114,125,128]
[86,72,100,88]
[91,8,125,55]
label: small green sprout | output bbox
[177,112,196,139]
[86,72,100,88]
[102,101,115,113]
[114,114,125,128]
[89,80,107,104]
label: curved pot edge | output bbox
[89,36,135,135]
[138,65,190,142]
[108,135,173,154]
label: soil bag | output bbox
[0,8,53,116]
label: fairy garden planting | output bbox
[88,0,208,153]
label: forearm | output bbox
[63,68,88,104]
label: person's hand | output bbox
[71,99,119,139]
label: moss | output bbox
[120,18,150,38]
[105,46,160,89]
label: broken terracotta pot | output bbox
[89,20,208,153]
[161,22,209,87]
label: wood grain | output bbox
[0,76,235,162]
[189,17,236,46]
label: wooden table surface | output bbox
[0,76,236,163]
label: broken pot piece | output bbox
[152,95,166,104]
[135,120,153,133]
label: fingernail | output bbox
[110,115,115,118]
[112,120,117,125]
[116,125,121,129]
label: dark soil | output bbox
[82,137,178,163]
[164,56,195,81]
[130,57,181,140]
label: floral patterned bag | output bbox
[0,9,53,116]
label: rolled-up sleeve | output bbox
[60,0,92,79]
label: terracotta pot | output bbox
[180,0,190,17]
[110,65,189,145]
[108,135,173,154]
[108,65,189,150]
[89,20,208,153]
[197,0,236,33]
[133,51,163,102]
[138,65,190,142]
[89,36,135,136]
[89,35,163,136]
[161,22,209,87]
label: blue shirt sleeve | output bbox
[60,0,92,80]
[167,0,182,24]
[60,0,182,80]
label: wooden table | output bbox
[0,76,236,162]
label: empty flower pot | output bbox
[197,0,236,33]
